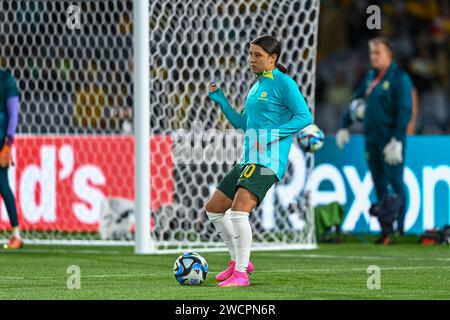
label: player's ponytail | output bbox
[275,62,288,74]
[251,35,288,74]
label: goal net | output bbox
[0,0,320,251]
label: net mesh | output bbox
[0,0,320,249]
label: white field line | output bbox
[256,253,450,262]
[1,248,124,255]
[1,245,317,255]
[1,265,450,282]
[3,249,450,262]
[0,274,163,280]
[258,265,450,273]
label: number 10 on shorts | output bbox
[241,164,256,179]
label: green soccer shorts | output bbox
[217,163,278,206]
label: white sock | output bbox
[12,227,21,240]
[230,210,252,273]
[206,211,236,261]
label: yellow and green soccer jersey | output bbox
[208,67,312,180]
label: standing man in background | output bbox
[335,38,413,244]
[0,68,22,249]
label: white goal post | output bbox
[134,0,152,254]
[0,0,320,253]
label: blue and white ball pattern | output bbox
[297,124,325,153]
[173,252,208,285]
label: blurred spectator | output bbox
[316,0,449,135]
[319,0,349,58]
[73,59,133,134]
[407,88,419,135]
[324,71,353,114]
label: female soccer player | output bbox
[0,68,21,249]
[205,35,313,287]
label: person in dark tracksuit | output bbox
[336,38,413,244]
[0,69,22,249]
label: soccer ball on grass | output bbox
[173,252,208,285]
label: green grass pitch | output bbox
[1,243,449,299]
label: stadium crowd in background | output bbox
[315,0,450,135]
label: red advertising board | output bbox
[0,135,174,232]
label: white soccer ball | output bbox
[98,197,135,240]
[297,124,325,153]
[173,252,208,285]
[349,98,366,122]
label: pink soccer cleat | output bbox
[218,270,250,287]
[215,260,254,282]
[3,236,23,250]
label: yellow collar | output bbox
[261,70,274,80]
[261,69,275,79]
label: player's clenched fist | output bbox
[207,82,227,105]
[209,82,218,92]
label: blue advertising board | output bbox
[313,135,450,234]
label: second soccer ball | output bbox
[297,124,325,153]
